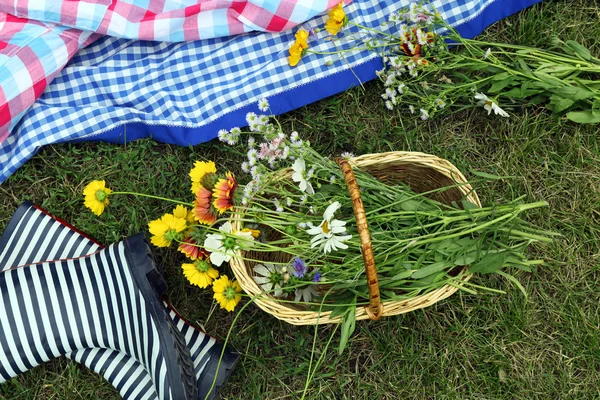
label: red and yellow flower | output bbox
[178,237,204,260]
[193,187,217,225]
[212,172,238,214]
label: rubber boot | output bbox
[0,202,239,400]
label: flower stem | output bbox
[111,192,193,207]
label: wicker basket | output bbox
[230,151,481,325]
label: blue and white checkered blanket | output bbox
[0,0,540,183]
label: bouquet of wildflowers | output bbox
[84,98,553,349]
[292,2,600,123]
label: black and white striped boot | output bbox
[0,202,239,400]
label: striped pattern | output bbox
[0,215,197,399]
[0,241,188,399]
[0,203,234,400]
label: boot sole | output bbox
[125,234,198,400]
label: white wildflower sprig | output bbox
[474,93,509,117]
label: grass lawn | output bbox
[1,0,599,398]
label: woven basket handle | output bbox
[336,158,383,321]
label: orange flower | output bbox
[212,172,238,214]
[178,237,206,260]
[193,187,217,225]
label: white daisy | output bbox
[245,112,257,125]
[420,109,430,121]
[203,221,254,266]
[217,129,228,142]
[397,83,406,95]
[253,263,284,297]
[474,93,509,117]
[416,28,428,46]
[408,105,415,114]
[291,158,315,194]
[305,202,352,254]
[340,151,354,160]
[385,100,394,110]
[257,97,270,112]
[241,161,250,173]
[295,286,318,303]
[435,98,446,109]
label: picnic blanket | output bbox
[0,0,541,183]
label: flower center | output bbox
[195,260,210,273]
[322,221,331,234]
[269,272,282,285]
[224,286,237,300]
[223,237,237,250]
[485,100,493,108]
[95,190,107,202]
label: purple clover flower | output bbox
[291,257,307,278]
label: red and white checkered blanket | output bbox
[0,0,340,142]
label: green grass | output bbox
[1,0,600,398]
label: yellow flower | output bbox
[172,204,196,224]
[148,213,187,248]
[241,228,261,239]
[288,29,310,67]
[295,30,309,48]
[189,160,216,194]
[325,2,346,36]
[182,256,219,288]
[212,275,242,312]
[83,180,112,216]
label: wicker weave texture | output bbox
[230,151,481,325]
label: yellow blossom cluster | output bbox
[288,29,309,67]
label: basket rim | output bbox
[230,151,480,325]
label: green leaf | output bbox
[551,85,595,101]
[488,78,516,93]
[516,58,533,75]
[470,251,510,274]
[469,170,515,180]
[505,86,527,99]
[454,251,479,266]
[533,72,565,87]
[547,94,574,113]
[566,110,600,123]
[461,199,479,210]
[338,305,356,355]
[565,40,593,61]
[411,261,449,279]
[496,270,528,299]
[492,72,512,81]
[529,94,549,105]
